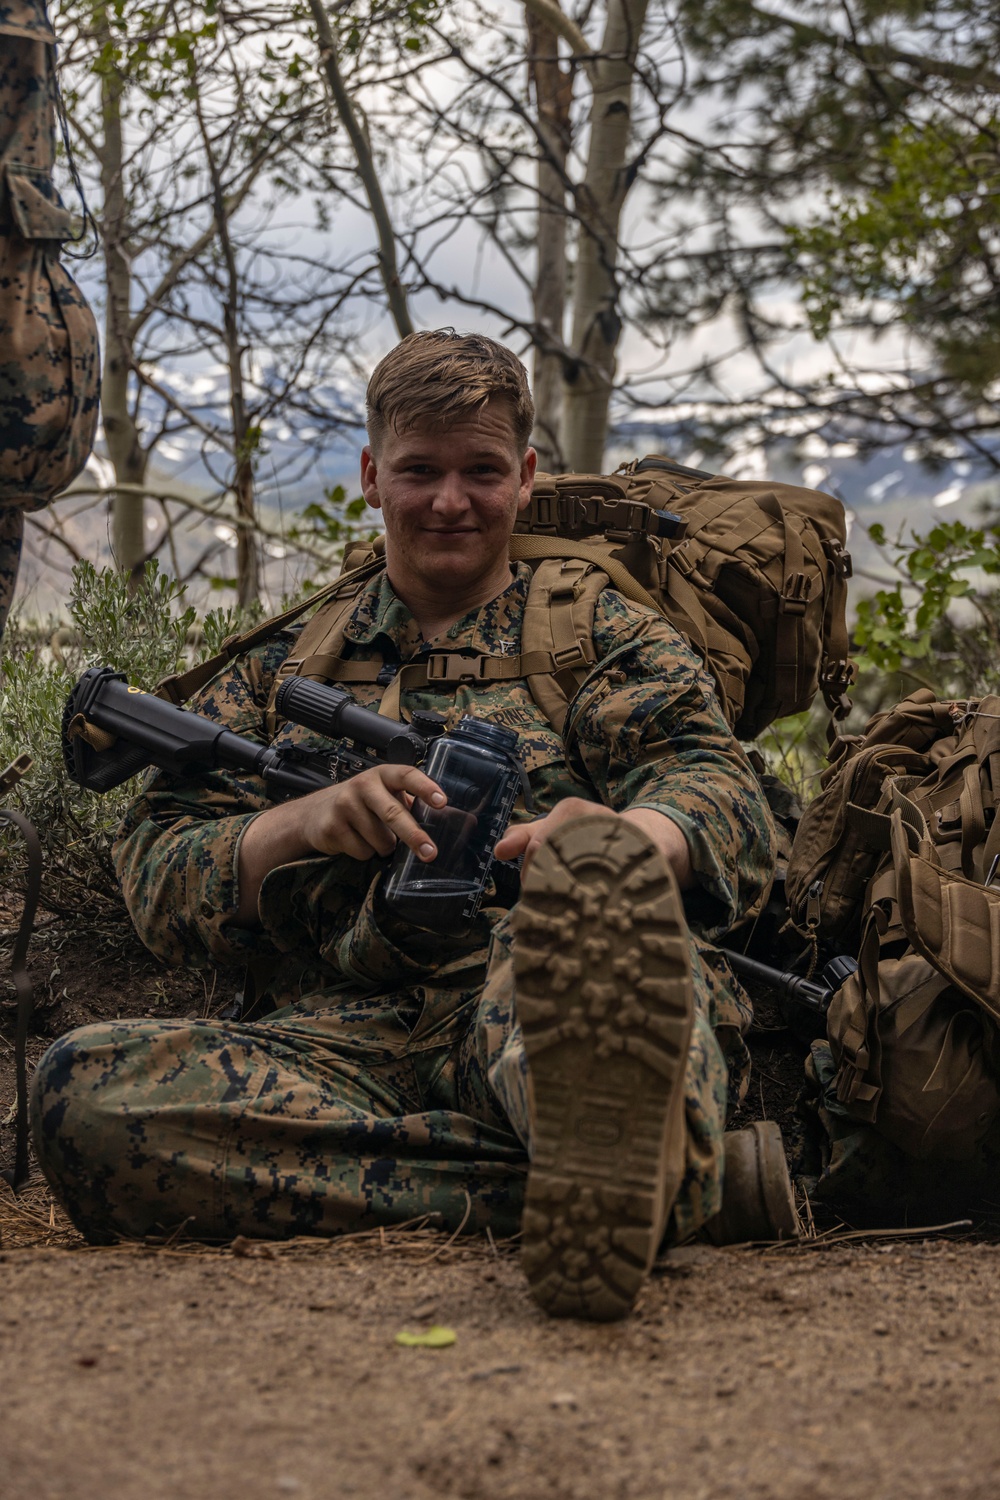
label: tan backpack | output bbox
[784,690,961,949]
[788,694,1000,1160]
[522,459,855,739]
[236,455,854,741]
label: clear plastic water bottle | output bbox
[382,717,522,934]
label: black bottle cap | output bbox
[450,716,519,754]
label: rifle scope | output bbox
[273,677,429,765]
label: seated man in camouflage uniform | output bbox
[31,331,779,1320]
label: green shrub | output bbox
[854,517,1000,699]
[0,561,258,915]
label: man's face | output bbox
[360,400,536,605]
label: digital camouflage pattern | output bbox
[0,0,100,636]
[32,565,777,1245]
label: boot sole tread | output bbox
[515,818,694,1322]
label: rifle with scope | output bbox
[62,666,447,798]
[61,666,526,927]
[62,667,857,1001]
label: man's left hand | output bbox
[494,798,694,890]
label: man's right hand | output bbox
[235,765,447,926]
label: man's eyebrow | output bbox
[392,444,510,463]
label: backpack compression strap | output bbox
[154,556,387,707]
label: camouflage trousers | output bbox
[31,899,747,1247]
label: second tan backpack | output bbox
[788,694,1000,1160]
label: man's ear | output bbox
[360,445,382,511]
[517,446,537,513]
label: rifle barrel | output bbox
[719,947,832,1015]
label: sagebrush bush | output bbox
[0,561,260,915]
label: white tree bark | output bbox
[527,11,574,471]
[561,0,650,471]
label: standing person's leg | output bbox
[0,507,24,641]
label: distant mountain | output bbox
[13,420,1000,623]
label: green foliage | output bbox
[342,0,441,55]
[761,512,1000,802]
[287,484,381,584]
[756,705,830,809]
[200,599,265,656]
[662,0,1000,457]
[0,562,260,914]
[790,118,1000,392]
[853,518,1000,685]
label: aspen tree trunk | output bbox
[561,0,649,472]
[527,13,573,472]
[196,93,260,607]
[308,0,413,339]
[96,8,146,579]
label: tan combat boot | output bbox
[703,1121,801,1244]
[514,817,694,1321]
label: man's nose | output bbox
[430,471,472,514]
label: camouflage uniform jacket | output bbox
[114,563,777,1001]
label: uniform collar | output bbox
[344,562,533,660]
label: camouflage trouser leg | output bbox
[32,909,744,1246]
[0,505,24,641]
[30,981,528,1245]
[471,915,742,1242]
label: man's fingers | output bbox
[354,768,442,860]
[495,823,532,860]
[376,764,446,807]
[495,803,621,874]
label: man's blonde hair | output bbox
[366,330,535,454]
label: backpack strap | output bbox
[519,556,607,733]
[155,555,386,708]
[891,807,1000,1028]
[508,533,661,612]
[262,557,387,734]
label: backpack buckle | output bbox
[424,653,487,684]
[823,538,853,579]
[552,644,589,669]
[530,492,559,529]
[667,539,697,576]
[779,573,810,615]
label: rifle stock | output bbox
[61,666,440,799]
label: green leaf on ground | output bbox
[394,1325,457,1348]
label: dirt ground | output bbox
[3,909,1000,1500]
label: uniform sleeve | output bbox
[113,631,306,968]
[564,592,777,938]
